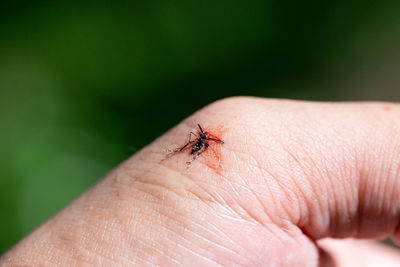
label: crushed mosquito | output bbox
[166,123,224,166]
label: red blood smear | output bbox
[202,124,227,176]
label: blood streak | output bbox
[202,124,227,175]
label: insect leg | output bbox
[208,138,224,144]
[188,132,197,141]
[197,124,204,133]
[176,140,196,152]
[165,131,198,160]
[173,132,197,153]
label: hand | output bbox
[2,97,400,266]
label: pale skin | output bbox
[1,97,400,266]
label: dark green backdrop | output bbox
[1,0,400,253]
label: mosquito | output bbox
[169,123,224,165]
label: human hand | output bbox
[2,97,400,266]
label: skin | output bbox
[1,97,400,266]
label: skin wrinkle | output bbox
[351,146,362,239]
[257,163,295,223]
[290,119,346,235]
[175,243,225,267]
[230,156,273,225]
[227,147,280,224]
[309,104,375,236]
[384,150,400,233]
[201,224,257,266]
[217,210,258,225]
[278,145,318,232]
[376,141,387,217]
[192,180,259,226]
[342,134,361,232]
[253,158,293,223]
[256,146,307,226]
[184,186,227,213]
[134,239,184,267]
[194,186,250,222]
[132,178,191,206]
[102,221,142,265]
[384,135,400,219]
[220,188,267,227]
[307,139,339,238]
[246,153,296,225]
[263,132,305,228]
[93,175,200,264]
[308,135,339,234]
[231,194,265,226]
[377,125,391,220]
[135,236,184,266]
[134,249,159,267]
[224,176,255,195]
[355,116,379,238]
[184,167,262,225]
[377,157,388,222]
[362,131,385,236]
[23,240,70,267]
[184,156,273,227]
[327,135,359,237]
[269,169,304,227]
[185,171,238,205]
[338,149,358,236]
[162,207,242,259]
[357,162,368,238]
[299,120,358,237]
[130,170,255,265]
[178,228,247,266]
[55,227,92,264]
[128,159,236,212]
[203,218,252,254]
[372,138,387,228]
[155,209,243,266]
[238,153,277,224]
[48,233,81,266]
[357,107,399,238]
[326,166,340,238]
[296,137,332,234]
[54,235,99,267]
[133,222,186,265]
[387,154,400,217]
[57,213,130,266]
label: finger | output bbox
[318,239,400,267]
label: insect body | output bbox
[173,124,224,164]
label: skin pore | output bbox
[1,97,400,266]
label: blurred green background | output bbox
[1,0,400,253]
